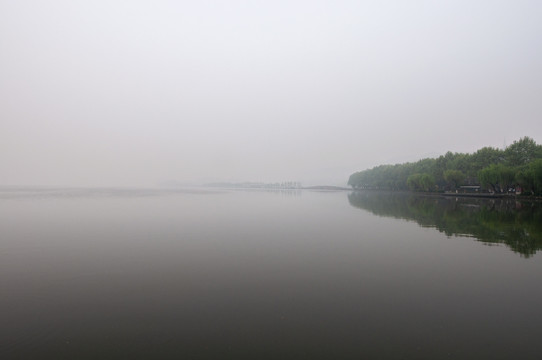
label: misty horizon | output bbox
[2,1,541,188]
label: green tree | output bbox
[505,137,542,166]
[443,169,465,189]
[532,159,542,194]
[478,164,516,193]
[407,173,435,192]
[468,146,504,179]
[517,159,542,195]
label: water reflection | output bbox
[348,191,542,257]
[3,189,542,359]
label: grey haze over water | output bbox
[1,1,541,187]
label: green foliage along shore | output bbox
[348,137,542,195]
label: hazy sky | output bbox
[1,0,541,187]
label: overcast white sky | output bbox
[1,0,541,187]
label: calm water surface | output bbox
[1,188,542,359]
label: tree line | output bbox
[348,137,542,195]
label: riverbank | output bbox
[442,192,505,199]
[349,188,542,202]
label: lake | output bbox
[1,188,542,359]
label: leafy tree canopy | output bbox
[348,137,542,194]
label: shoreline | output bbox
[349,188,542,201]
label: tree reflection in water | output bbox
[348,191,542,257]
